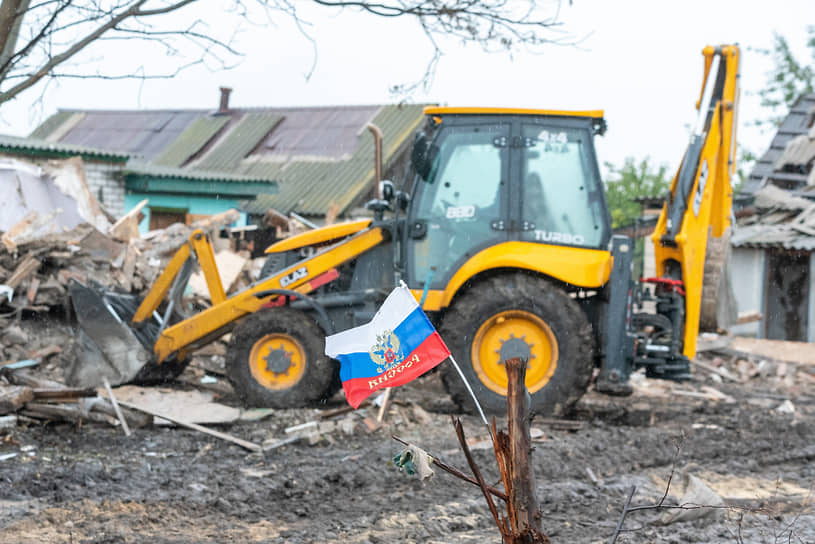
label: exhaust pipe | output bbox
[367,123,383,197]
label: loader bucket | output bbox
[67,281,157,388]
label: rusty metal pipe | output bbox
[367,123,383,197]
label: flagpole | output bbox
[447,355,490,429]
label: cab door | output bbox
[405,121,511,290]
[510,118,610,249]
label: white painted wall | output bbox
[730,247,766,338]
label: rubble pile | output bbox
[0,209,246,316]
[620,333,815,411]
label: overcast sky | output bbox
[0,0,812,175]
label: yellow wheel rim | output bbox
[249,334,306,390]
[471,310,558,396]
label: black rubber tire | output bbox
[226,307,338,408]
[439,273,594,416]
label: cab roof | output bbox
[423,106,605,120]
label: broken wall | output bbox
[0,158,112,235]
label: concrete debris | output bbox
[0,385,34,414]
[690,333,815,392]
[110,386,241,426]
[0,202,248,320]
[657,473,724,525]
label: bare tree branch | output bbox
[0,0,576,107]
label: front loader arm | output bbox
[134,227,386,363]
[651,44,740,358]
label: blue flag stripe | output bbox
[337,306,436,382]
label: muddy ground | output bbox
[2,343,815,543]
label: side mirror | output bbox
[396,190,410,211]
[379,179,395,202]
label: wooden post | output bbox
[505,356,548,543]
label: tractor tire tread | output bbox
[226,307,338,408]
[439,273,594,416]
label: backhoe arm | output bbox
[651,44,740,358]
[139,227,385,363]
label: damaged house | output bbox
[731,93,815,341]
[27,89,428,231]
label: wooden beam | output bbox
[116,399,261,453]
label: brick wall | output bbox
[85,162,126,217]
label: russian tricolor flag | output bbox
[325,285,451,408]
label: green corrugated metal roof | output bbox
[241,104,427,216]
[123,162,275,184]
[152,116,230,167]
[27,104,428,217]
[195,113,282,171]
[0,134,131,162]
[28,112,74,140]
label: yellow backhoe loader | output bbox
[68,44,740,415]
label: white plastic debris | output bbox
[774,400,795,414]
[394,444,435,481]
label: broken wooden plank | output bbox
[262,435,302,452]
[116,399,261,453]
[22,402,118,426]
[319,401,369,419]
[32,387,97,401]
[3,254,41,293]
[691,359,743,383]
[109,199,148,243]
[736,311,762,325]
[103,378,131,437]
[90,398,152,428]
[28,345,62,360]
[7,370,66,389]
[26,277,40,304]
[376,388,393,423]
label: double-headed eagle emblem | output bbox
[369,329,403,373]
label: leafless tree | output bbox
[0,0,575,107]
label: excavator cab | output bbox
[405,109,611,291]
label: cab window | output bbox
[519,124,607,248]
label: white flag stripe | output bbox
[325,286,420,358]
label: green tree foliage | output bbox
[603,157,670,229]
[755,26,815,125]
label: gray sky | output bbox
[1,0,812,174]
